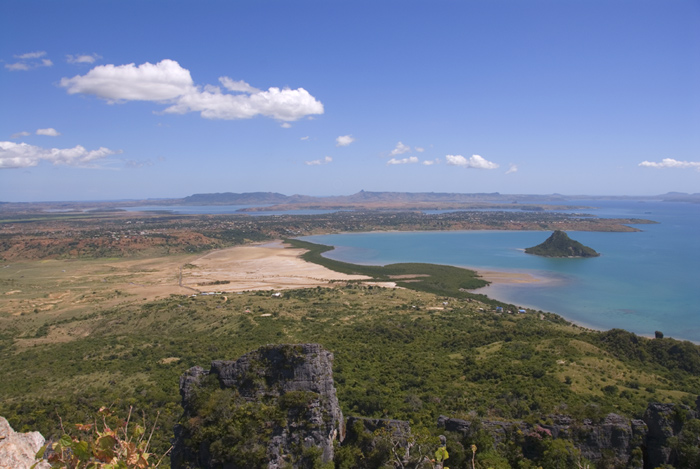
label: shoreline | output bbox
[180,239,698,344]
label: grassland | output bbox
[2,280,699,461]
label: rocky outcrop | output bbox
[565,413,646,468]
[438,414,525,448]
[642,402,696,469]
[0,417,50,469]
[172,344,343,469]
[525,230,600,257]
[344,416,411,452]
[438,402,700,468]
[170,344,697,469]
[439,412,647,468]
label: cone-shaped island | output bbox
[525,230,600,258]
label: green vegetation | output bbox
[1,286,698,466]
[182,374,285,468]
[37,406,164,468]
[288,238,490,298]
[524,230,600,258]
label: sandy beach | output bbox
[181,240,371,292]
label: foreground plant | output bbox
[35,406,170,468]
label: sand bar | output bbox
[474,269,545,285]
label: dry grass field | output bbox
[0,241,376,336]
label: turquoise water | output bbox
[302,201,700,343]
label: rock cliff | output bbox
[171,343,343,469]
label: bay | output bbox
[302,201,700,343]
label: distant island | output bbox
[525,230,600,258]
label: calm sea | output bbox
[302,201,700,343]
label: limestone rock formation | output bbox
[171,343,344,469]
[0,417,50,469]
[643,402,696,468]
[438,412,646,468]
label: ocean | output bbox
[301,201,700,343]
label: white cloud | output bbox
[5,62,31,71]
[0,141,120,169]
[639,158,700,171]
[422,159,439,166]
[415,147,425,153]
[17,51,46,59]
[387,156,419,165]
[60,59,194,102]
[390,141,410,156]
[164,85,323,121]
[5,51,53,71]
[36,128,61,137]
[219,77,261,93]
[66,53,101,64]
[60,59,324,121]
[305,156,333,166]
[445,154,499,169]
[301,136,310,141]
[10,131,31,139]
[336,135,354,147]
[281,122,292,128]
[506,164,518,174]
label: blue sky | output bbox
[1,0,698,202]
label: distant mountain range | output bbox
[178,190,700,205]
[2,191,699,211]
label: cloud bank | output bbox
[445,154,499,169]
[0,141,120,169]
[639,158,700,171]
[60,59,324,121]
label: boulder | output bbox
[0,417,51,469]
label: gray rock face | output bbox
[569,413,646,468]
[438,413,647,468]
[642,402,695,469]
[172,344,343,469]
[0,417,51,469]
[438,414,525,448]
[344,416,411,450]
